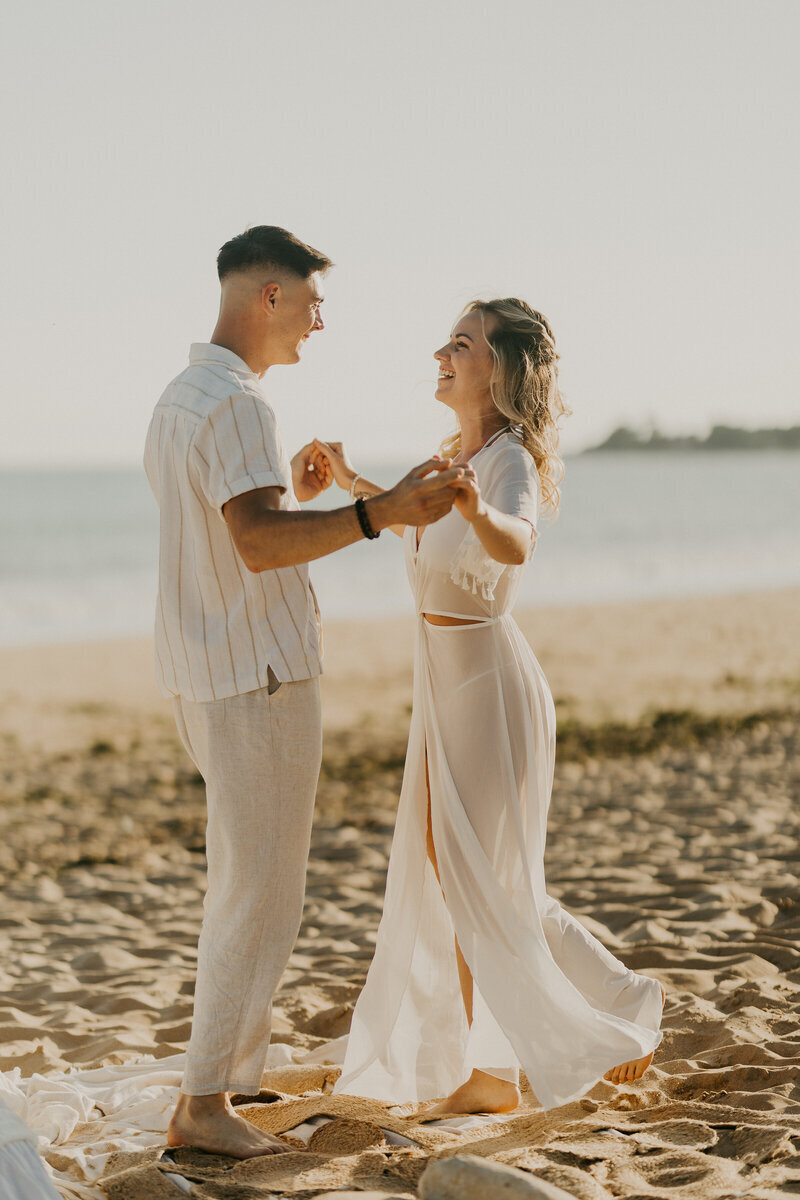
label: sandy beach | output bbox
[1,588,799,1198]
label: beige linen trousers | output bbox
[173,676,322,1095]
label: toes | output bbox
[257,1136,290,1156]
[605,1053,655,1087]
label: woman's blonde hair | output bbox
[442,298,571,514]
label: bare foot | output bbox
[167,1092,291,1158]
[424,1069,521,1116]
[604,984,666,1085]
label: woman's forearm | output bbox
[349,475,386,499]
[469,503,532,565]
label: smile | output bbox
[438,370,454,380]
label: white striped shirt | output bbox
[144,343,322,702]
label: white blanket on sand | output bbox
[2,1035,516,1199]
[0,1042,331,1200]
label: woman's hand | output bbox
[313,439,358,492]
[449,465,485,523]
[451,466,534,564]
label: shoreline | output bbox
[0,587,797,754]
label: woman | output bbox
[318,298,663,1114]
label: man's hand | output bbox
[291,442,333,502]
[366,459,463,531]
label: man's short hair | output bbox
[217,226,332,282]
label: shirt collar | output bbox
[189,343,257,378]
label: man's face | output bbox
[271,271,325,365]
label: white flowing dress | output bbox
[334,429,663,1111]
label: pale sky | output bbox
[1,0,797,468]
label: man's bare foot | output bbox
[604,984,666,1085]
[167,1092,291,1158]
[424,1069,521,1116]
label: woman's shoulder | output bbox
[480,429,539,477]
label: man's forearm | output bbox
[234,498,390,572]
[224,459,462,570]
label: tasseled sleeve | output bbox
[448,439,540,601]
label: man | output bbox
[143,225,460,1158]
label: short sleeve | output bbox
[482,442,540,536]
[448,440,540,600]
[190,392,290,516]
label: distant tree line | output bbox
[585,424,800,453]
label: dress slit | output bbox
[423,747,440,885]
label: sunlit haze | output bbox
[2,0,797,468]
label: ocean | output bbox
[1,452,798,647]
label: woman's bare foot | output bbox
[604,984,666,1085]
[167,1092,291,1158]
[425,1069,521,1116]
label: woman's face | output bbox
[434,310,496,412]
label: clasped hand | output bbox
[301,438,482,528]
[290,442,334,503]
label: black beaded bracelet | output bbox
[354,497,380,540]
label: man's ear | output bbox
[261,282,280,313]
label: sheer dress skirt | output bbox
[334,611,662,1110]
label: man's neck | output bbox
[210,319,270,377]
